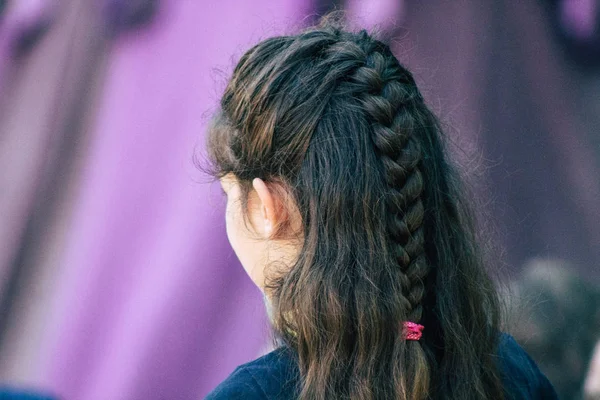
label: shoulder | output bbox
[206,334,559,399]
[205,347,299,400]
[497,333,559,400]
[0,388,55,400]
[204,367,265,400]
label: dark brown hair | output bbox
[206,15,504,400]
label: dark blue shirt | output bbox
[206,334,558,399]
[0,388,56,400]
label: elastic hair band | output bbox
[402,321,424,341]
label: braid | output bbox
[347,34,429,324]
[309,27,429,323]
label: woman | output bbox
[204,15,558,400]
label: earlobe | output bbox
[264,217,273,236]
[262,203,272,235]
[252,178,277,237]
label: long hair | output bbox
[205,16,504,400]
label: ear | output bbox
[252,178,277,237]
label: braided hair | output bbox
[207,15,504,400]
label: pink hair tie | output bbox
[402,321,424,341]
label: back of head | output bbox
[207,15,504,400]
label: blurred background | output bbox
[0,0,599,399]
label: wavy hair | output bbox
[206,15,504,400]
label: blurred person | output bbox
[585,340,600,400]
[506,259,600,399]
[202,15,558,400]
